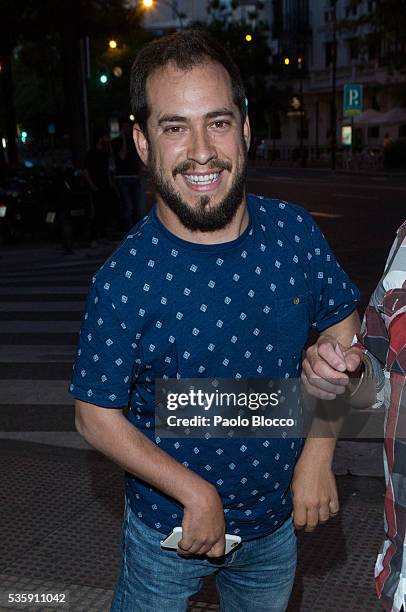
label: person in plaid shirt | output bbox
[302,220,406,612]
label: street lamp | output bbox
[245,34,253,42]
[141,0,184,28]
[297,55,305,166]
[109,39,118,49]
[330,0,338,170]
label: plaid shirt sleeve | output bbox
[356,221,406,612]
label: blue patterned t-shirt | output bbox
[70,194,359,539]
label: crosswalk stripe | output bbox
[0,245,110,448]
[0,431,91,449]
[0,302,85,312]
[0,380,72,404]
[0,345,76,363]
[0,286,88,295]
[0,321,81,333]
[0,274,93,283]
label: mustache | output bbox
[172,159,232,177]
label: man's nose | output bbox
[187,127,217,165]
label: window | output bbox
[368,40,379,62]
[298,119,309,140]
[348,38,359,60]
[368,126,380,138]
[345,3,358,17]
[325,42,335,67]
[272,0,283,38]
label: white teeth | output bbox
[184,173,219,185]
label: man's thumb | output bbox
[344,349,362,373]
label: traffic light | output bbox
[245,34,252,42]
[100,74,108,85]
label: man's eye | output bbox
[164,126,184,134]
[212,121,230,129]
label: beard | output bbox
[147,142,248,232]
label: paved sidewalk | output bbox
[0,439,386,612]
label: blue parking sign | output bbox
[344,84,363,117]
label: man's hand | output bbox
[291,444,339,531]
[178,483,226,557]
[75,401,226,556]
[302,334,363,400]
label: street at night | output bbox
[1,0,406,610]
[0,166,403,610]
[246,166,406,311]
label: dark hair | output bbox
[130,29,246,135]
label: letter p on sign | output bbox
[349,89,359,106]
[344,83,363,117]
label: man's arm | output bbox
[291,310,361,531]
[75,400,225,556]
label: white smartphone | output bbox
[160,527,241,555]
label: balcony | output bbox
[308,62,402,93]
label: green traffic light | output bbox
[100,74,108,84]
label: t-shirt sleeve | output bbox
[69,277,142,408]
[305,216,360,331]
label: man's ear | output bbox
[133,124,149,165]
[243,114,251,153]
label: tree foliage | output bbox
[0,0,150,165]
[194,1,286,139]
[340,0,406,72]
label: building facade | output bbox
[268,0,406,156]
[140,0,406,157]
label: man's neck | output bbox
[155,196,249,245]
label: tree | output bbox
[0,0,149,168]
[340,0,406,73]
[193,1,275,141]
[194,1,293,147]
[0,0,28,166]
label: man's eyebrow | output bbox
[205,109,236,120]
[157,109,236,126]
[158,114,187,125]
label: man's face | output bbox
[134,61,250,232]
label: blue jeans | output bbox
[110,502,296,612]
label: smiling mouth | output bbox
[183,172,221,186]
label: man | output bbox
[70,30,360,611]
[84,129,112,242]
[302,221,406,612]
[112,119,146,231]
